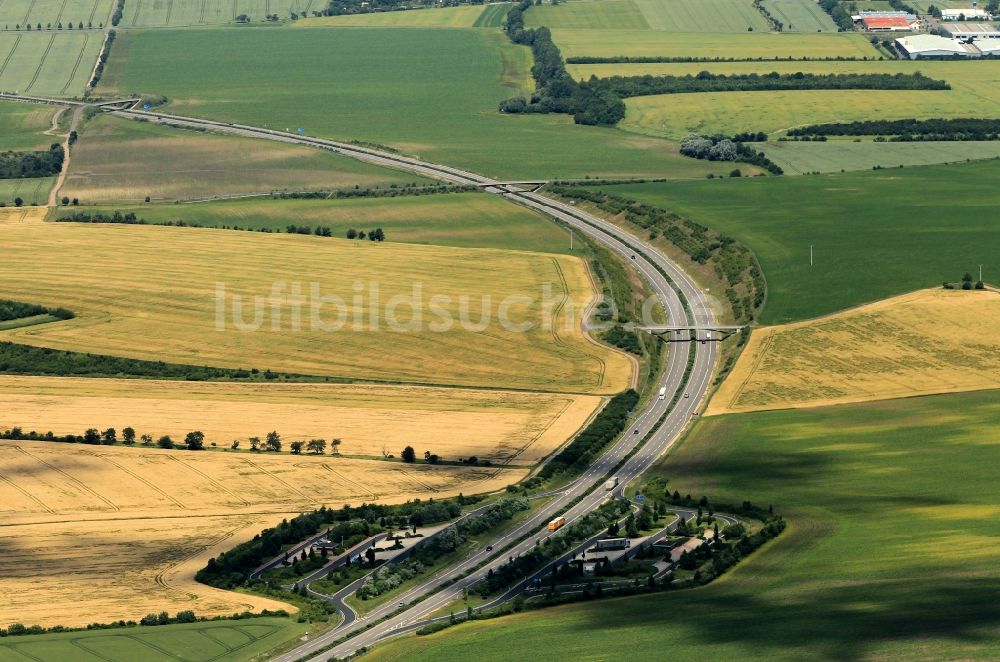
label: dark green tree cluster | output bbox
[788,117,1000,141]
[500,0,625,125]
[110,0,124,26]
[818,0,854,30]
[0,144,63,179]
[601,326,643,355]
[89,30,115,87]
[585,71,948,98]
[0,299,73,322]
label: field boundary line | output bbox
[130,0,141,26]
[166,454,253,506]
[24,33,55,93]
[60,32,89,95]
[164,0,173,25]
[13,444,121,510]
[396,468,441,493]
[88,0,101,24]
[199,0,206,22]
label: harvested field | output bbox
[64,114,428,203]
[0,223,632,394]
[709,289,1000,414]
[0,375,602,464]
[0,438,523,628]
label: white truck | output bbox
[604,476,619,490]
[658,386,667,400]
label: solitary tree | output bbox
[101,428,117,445]
[330,438,342,455]
[140,433,153,446]
[122,427,136,445]
[306,438,327,455]
[13,197,23,207]
[83,428,100,445]
[249,436,261,451]
[401,445,416,463]
[265,431,282,452]
[157,435,174,449]
[230,439,240,450]
[184,431,205,451]
[290,440,304,454]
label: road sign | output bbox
[636,494,645,502]
[143,103,151,110]
[296,127,304,135]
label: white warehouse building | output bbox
[941,8,992,20]
[941,22,1000,39]
[895,34,982,58]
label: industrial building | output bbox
[895,34,983,57]
[941,8,992,20]
[940,22,1000,39]
[863,15,917,31]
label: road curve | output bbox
[0,96,720,661]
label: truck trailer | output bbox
[604,476,619,490]
[547,516,567,532]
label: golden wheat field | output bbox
[0,439,522,628]
[0,376,600,464]
[709,289,1000,414]
[0,222,631,393]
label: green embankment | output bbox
[364,389,1000,661]
[582,160,1000,323]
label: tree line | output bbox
[788,117,1000,141]
[818,0,854,31]
[583,71,949,99]
[0,608,287,639]
[0,426,345,455]
[89,29,116,88]
[0,144,63,179]
[56,211,387,241]
[0,299,73,323]
[523,389,639,488]
[566,55,888,64]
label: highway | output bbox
[0,94,720,661]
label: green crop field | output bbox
[55,192,577,253]
[0,100,55,150]
[0,30,103,96]
[527,0,770,32]
[582,159,1000,323]
[365,388,1000,661]
[63,114,429,202]
[549,29,879,58]
[0,618,307,662]
[0,0,112,28]
[759,0,837,31]
[570,60,1000,140]
[0,177,53,205]
[525,0,651,30]
[94,27,734,180]
[761,139,1000,174]
[299,4,498,28]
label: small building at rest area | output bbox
[940,22,1000,39]
[895,34,982,58]
[941,8,992,20]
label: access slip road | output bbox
[0,94,721,660]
